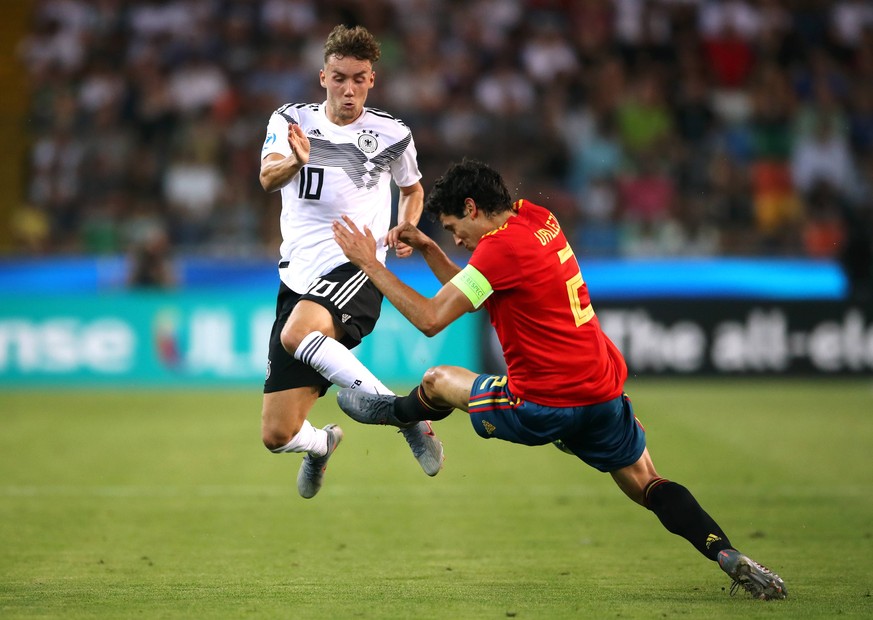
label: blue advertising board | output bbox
[0,292,478,387]
[0,255,859,384]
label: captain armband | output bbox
[450,264,494,309]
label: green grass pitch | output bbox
[1,379,872,619]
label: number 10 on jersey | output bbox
[298,166,324,200]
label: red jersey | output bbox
[468,200,627,407]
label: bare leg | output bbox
[261,386,320,450]
[261,299,340,453]
[610,447,660,506]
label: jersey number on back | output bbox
[557,243,594,327]
[298,166,324,200]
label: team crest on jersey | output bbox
[357,129,379,154]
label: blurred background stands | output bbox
[3,0,872,291]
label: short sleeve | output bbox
[388,131,422,188]
[261,111,294,159]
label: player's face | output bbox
[439,211,482,252]
[320,55,375,126]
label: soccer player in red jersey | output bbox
[331,159,786,600]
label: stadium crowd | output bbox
[13,0,873,278]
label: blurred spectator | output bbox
[521,21,579,86]
[474,56,536,117]
[793,47,851,105]
[574,176,622,257]
[848,84,873,157]
[617,152,675,225]
[261,0,318,40]
[566,109,625,196]
[437,96,490,156]
[699,0,762,42]
[707,147,756,253]
[17,11,85,74]
[673,71,716,148]
[245,47,311,113]
[162,145,223,247]
[11,203,51,255]
[616,70,674,155]
[700,2,758,89]
[801,181,848,259]
[671,194,721,257]
[167,55,230,115]
[831,0,873,51]
[790,112,856,197]
[746,64,803,252]
[383,28,450,117]
[127,227,177,289]
[568,0,613,61]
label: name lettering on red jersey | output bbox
[534,213,561,246]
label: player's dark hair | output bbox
[323,25,381,64]
[425,159,513,219]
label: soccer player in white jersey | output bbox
[258,24,443,499]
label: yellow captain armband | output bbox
[450,264,494,309]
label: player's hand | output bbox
[388,221,429,255]
[287,123,310,166]
[387,222,415,258]
[332,215,378,269]
[392,241,414,258]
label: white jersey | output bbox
[261,102,422,293]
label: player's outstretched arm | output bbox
[333,216,471,336]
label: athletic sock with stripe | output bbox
[294,330,393,395]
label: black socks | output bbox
[393,385,455,423]
[644,478,733,562]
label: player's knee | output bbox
[262,428,289,451]
[261,423,302,451]
[281,321,321,356]
[421,365,449,394]
[279,325,301,356]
